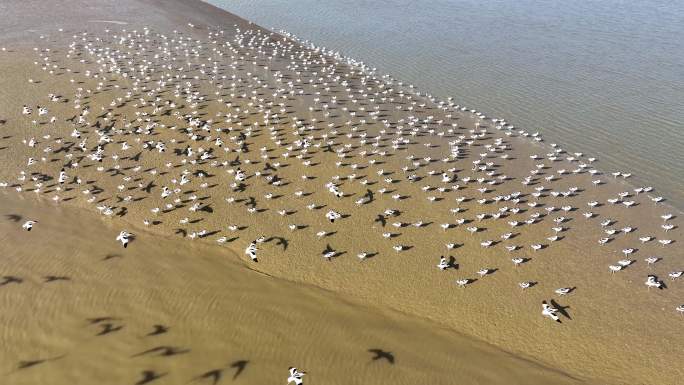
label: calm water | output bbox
[208,0,684,210]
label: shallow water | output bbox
[208,0,684,210]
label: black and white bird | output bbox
[668,271,682,281]
[676,305,684,316]
[542,301,560,322]
[645,275,662,290]
[22,220,37,231]
[115,231,132,248]
[245,236,265,262]
[325,210,342,223]
[437,256,449,270]
[554,287,572,296]
[287,367,306,385]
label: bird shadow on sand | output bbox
[103,253,123,261]
[135,370,167,385]
[16,355,65,371]
[265,236,289,250]
[193,368,223,385]
[192,360,249,384]
[447,256,459,270]
[1,276,23,286]
[96,323,124,336]
[43,275,70,283]
[145,324,169,337]
[5,213,22,222]
[229,360,249,380]
[132,346,190,357]
[368,348,395,364]
[550,299,572,320]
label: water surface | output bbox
[208,0,684,209]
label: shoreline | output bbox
[255,22,683,215]
[0,1,682,384]
[201,0,684,212]
[0,190,583,385]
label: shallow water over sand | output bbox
[209,0,684,210]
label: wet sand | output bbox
[1,191,581,385]
[0,1,682,384]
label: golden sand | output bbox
[0,1,681,384]
[0,191,585,385]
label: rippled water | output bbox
[208,0,684,209]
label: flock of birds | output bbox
[1,21,683,383]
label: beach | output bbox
[207,0,684,211]
[0,1,682,384]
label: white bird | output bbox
[323,251,336,261]
[668,271,682,281]
[437,257,449,270]
[115,231,132,248]
[455,279,470,288]
[645,275,662,290]
[555,287,572,296]
[644,257,659,266]
[542,302,560,322]
[244,237,265,262]
[512,257,525,267]
[22,220,37,231]
[287,367,306,385]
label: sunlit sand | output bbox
[0,1,681,384]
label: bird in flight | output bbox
[287,367,306,385]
